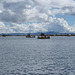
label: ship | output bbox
[38,33,50,39]
[26,34,35,38]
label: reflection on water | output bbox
[0,36,75,75]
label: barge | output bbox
[26,34,35,38]
[38,33,50,39]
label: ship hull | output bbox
[38,36,50,39]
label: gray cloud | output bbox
[0,0,75,23]
[62,6,75,15]
[0,0,75,33]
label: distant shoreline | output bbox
[0,34,75,37]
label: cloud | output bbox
[0,0,75,33]
[62,6,75,15]
[0,0,75,22]
[0,0,75,23]
[0,17,75,33]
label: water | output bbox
[0,36,75,75]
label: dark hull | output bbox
[26,36,35,38]
[38,37,50,39]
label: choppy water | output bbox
[0,36,75,75]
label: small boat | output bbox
[38,33,50,39]
[26,34,35,38]
[2,35,6,37]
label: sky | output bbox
[0,0,75,33]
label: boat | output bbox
[2,35,6,37]
[26,34,35,38]
[38,33,50,39]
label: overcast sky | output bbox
[0,0,75,33]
